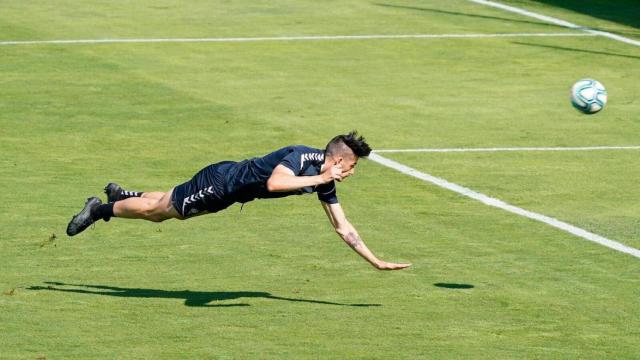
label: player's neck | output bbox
[321,157,334,172]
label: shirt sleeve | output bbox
[316,181,339,204]
[278,150,301,174]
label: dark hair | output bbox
[325,130,372,158]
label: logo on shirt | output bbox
[300,152,324,170]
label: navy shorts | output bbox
[171,161,236,218]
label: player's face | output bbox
[338,156,358,180]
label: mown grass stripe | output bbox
[0,32,596,46]
[369,152,640,259]
[374,146,640,153]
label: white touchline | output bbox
[374,145,640,153]
[368,152,640,259]
[0,32,596,46]
[467,0,640,47]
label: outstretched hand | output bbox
[375,261,412,271]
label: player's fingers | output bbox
[332,167,343,180]
[391,263,412,270]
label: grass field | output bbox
[1,1,639,359]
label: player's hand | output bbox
[375,261,412,270]
[322,164,343,183]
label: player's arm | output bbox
[321,201,411,271]
[267,164,342,192]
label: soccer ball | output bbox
[571,79,607,114]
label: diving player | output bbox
[66,131,411,270]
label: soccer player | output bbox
[67,131,411,271]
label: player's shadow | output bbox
[512,42,640,60]
[27,281,380,307]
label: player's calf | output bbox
[112,195,178,222]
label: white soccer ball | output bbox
[571,79,607,114]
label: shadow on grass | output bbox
[530,0,640,31]
[374,3,565,29]
[375,2,640,37]
[27,281,381,307]
[512,41,640,60]
[434,283,474,289]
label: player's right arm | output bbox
[267,164,342,192]
[321,201,411,271]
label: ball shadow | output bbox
[433,283,475,289]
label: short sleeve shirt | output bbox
[223,145,339,204]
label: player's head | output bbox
[324,131,371,179]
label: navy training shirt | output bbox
[221,145,338,204]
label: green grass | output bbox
[384,150,640,249]
[1,1,639,359]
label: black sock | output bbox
[119,190,144,200]
[92,203,115,222]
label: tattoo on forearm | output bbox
[345,232,363,249]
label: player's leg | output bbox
[104,182,163,202]
[112,190,181,222]
[66,189,182,236]
[67,165,223,236]
[141,192,165,200]
[108,183,165,201]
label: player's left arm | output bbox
[267,164,342,192]
[321,201,411,271]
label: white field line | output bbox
[369,152,640,259]
[374,145,640,153]
[0,32,596,46]
[468,0,640,47]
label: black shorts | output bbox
[171,161,236,218]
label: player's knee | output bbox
[148,209,172,222]
[148,215,167,223]
[146,210,171,223]
[140,200,166,222]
